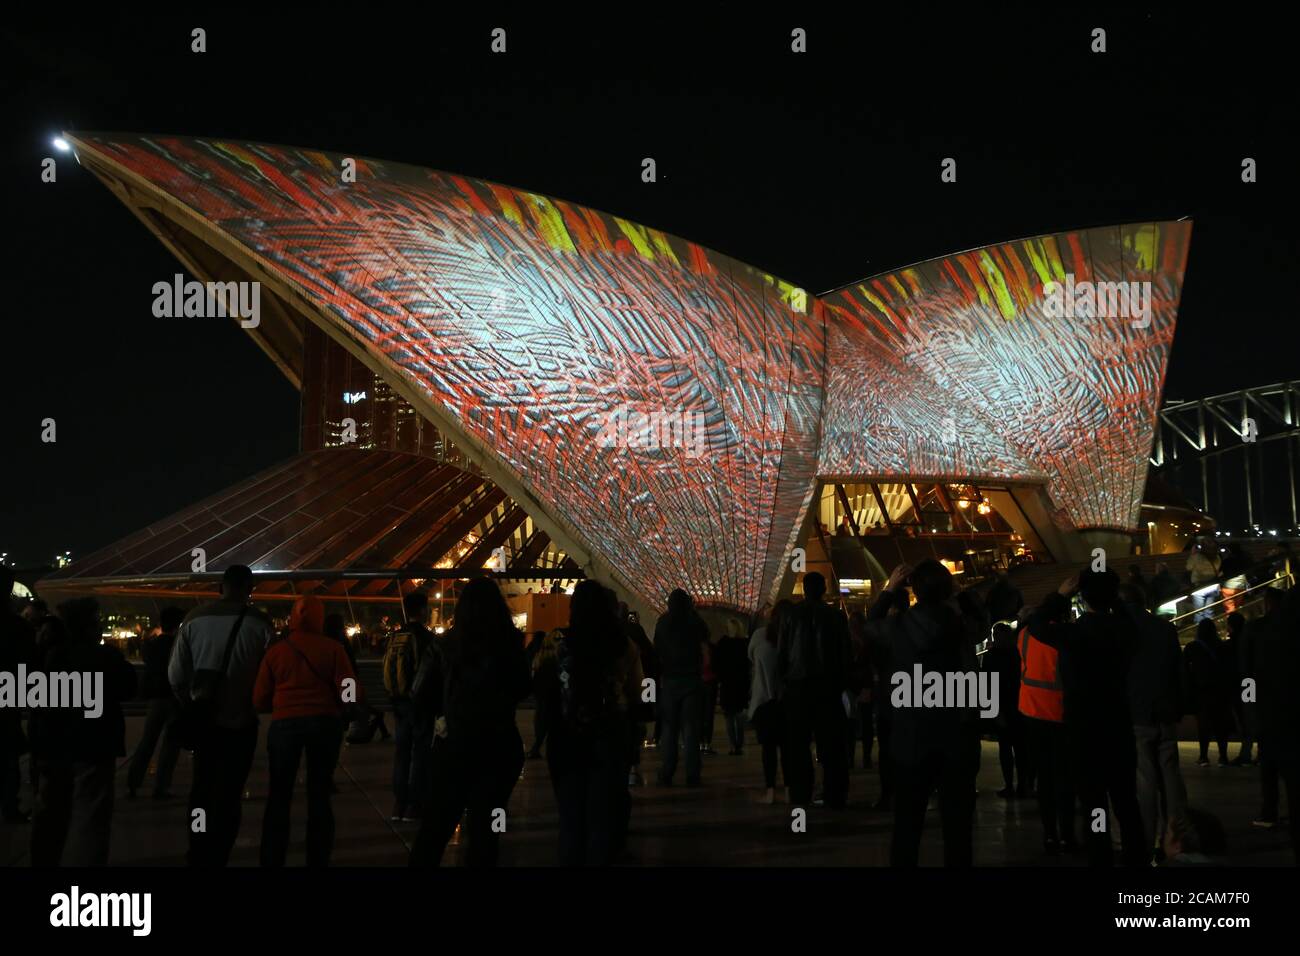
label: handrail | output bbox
[1157,554,1293,621]
[1169,571,1293,628]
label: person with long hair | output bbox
[653,588,709,786]
[542,581,644,865]
[749,600,789,803]
[253,595,356,866]
[409,577,531,866]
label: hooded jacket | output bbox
[252,596,356,721]
[880,599,980,769]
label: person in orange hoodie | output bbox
[252,595,356,867]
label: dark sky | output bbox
[2,11,1296,566]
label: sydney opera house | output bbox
[42,133,1191,626]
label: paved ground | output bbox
[2,712,1292,866]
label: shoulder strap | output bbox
[219,607,249,677]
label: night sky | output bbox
[3,11,1296,567]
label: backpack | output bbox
[556,631,619,737]
[383,629,423,700]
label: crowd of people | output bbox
[1,552,1297,868]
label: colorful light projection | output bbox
[70,133,1189,612]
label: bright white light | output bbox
[53,137,71,152]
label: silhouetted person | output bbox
[1,567,36,823]
[409,578,531,866]
[700,626,719,756]
[542,582,643,865]
[620,604,656,786]
[1184,619,1231,766]
[386,590,435,821]
[715,619,751,755]
[869,562,979,866]
[127,606,185,799]
[780,571,852,809]
[1059,569,1147,867]
[1252,588,1299,860]
[1224,612,1254,764]
[749,601,789,803]
[169,565,272,867]
[984,622,1029,798]
[29,598,136,865]
[1122,583,1188,860]
[846,610,874,770]
[1148,563,1180,612]
[1017,590,1076,855]
[529,630,558,759]
[653,589,708,786]
[253,596,355,866]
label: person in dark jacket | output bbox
[390,590,436,822]
[1251,587,1297,853]
[29,598,137,866]
[1224,613,1254,765]
[715,618,751,755]
[542,582,643,865]
[1146,563,1180,612]
[528,629,557,759]
[1184,618,1232,766]
[699,625,719,756]
[620,605,656,786]
[1059,570,1146,867]
[409,578,531,866]
[779,571,852,809]
[983,622,1029,798]
[653,589,708,786]
[126,606,185,799]
[1,567,37,823]
[1122,583,1188,860]
[847,610,874,770]
[868,561,980,866]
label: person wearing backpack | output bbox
[253,595,356,866]
[168,565,273,867]
[407,577,531,866]
[541,581,644,865]
[385,590,435,822]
